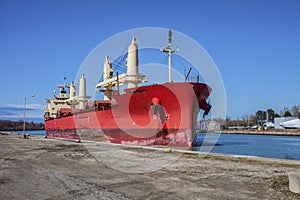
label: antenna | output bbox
[161,29,178,82]
[168,29,172,46]
[64,77,67,87]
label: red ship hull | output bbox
[45,82,211,147]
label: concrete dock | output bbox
[0,133,300,200]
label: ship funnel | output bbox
[126,37,139,88]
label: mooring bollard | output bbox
[289,172,300,194]
[23,134,30,139]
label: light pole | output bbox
[23,95,35,137]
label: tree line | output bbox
[0,120,44,131]
[225,105,299,128]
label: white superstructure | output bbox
[45,75,91,119]
[45,79,73,118]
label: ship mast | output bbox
[161,29,178,82]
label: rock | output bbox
[289,172,300,194]
[162,147,172,153]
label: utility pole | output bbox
[23,95,35,137]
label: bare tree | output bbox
[279,107,289,117]
[291,105,299,117]
[249,115,256,125]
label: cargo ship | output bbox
[44,30,212,147]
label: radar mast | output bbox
[161,29,178,82]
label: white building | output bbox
[198,119,221,131]
[274,117,297,129]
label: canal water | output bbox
[195,133,300,160]
[19,130,300,160]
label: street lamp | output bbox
[23,95,35,137]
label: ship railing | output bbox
[185,76,200,83]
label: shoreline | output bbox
[3,129,300,136]
[214,130,300,136]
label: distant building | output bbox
[274,117,297,129]
[198,119,221,131]
[228,126,245,130]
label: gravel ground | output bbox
[0,133,299,200]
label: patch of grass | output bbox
[270,175,289,191]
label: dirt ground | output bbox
[0,133,299,200]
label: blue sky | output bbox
[0,0,299,122]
